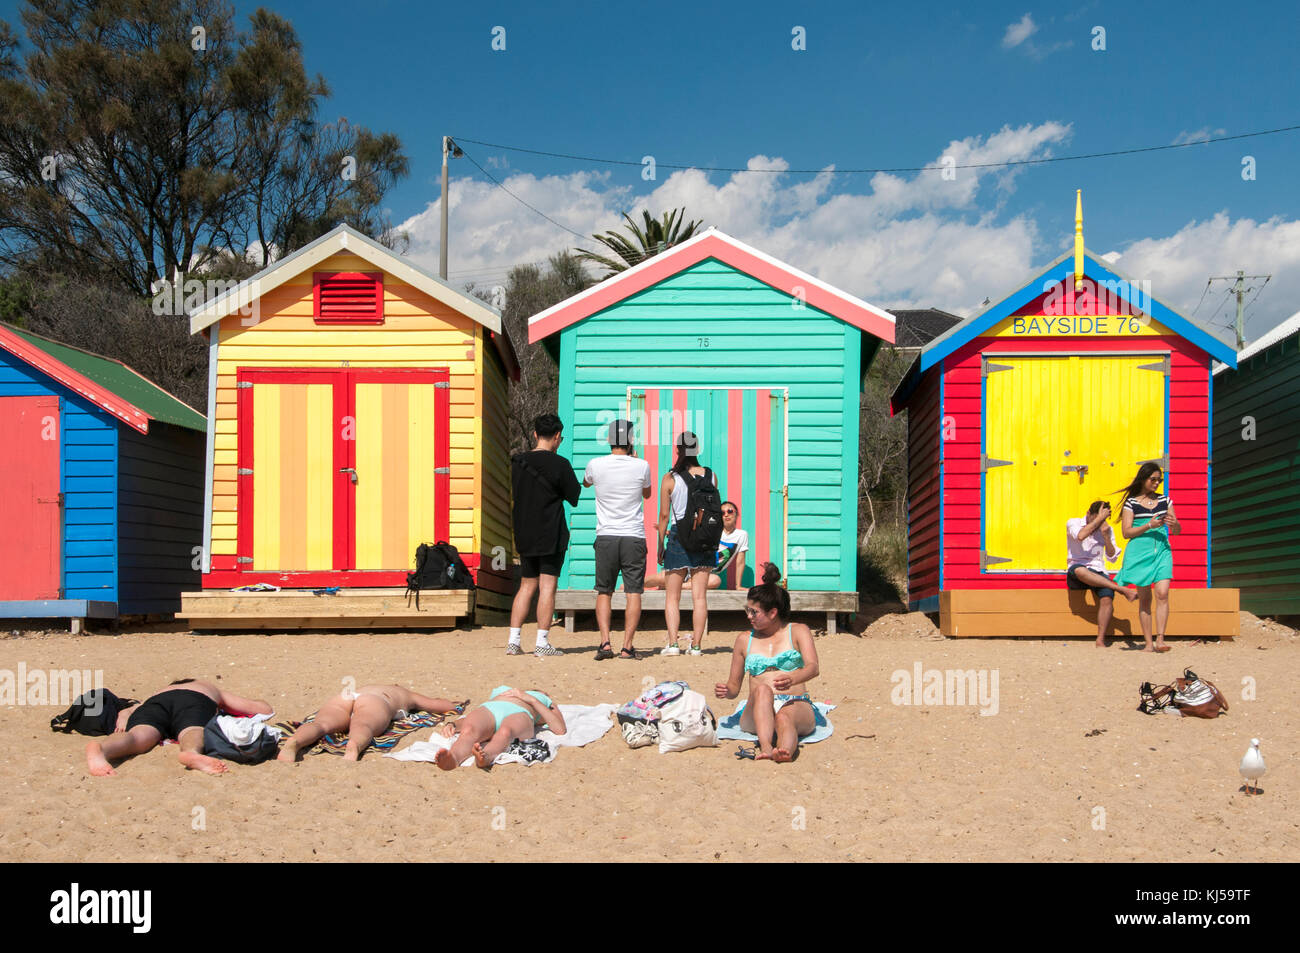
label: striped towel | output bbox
[274,700,468,756]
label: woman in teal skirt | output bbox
[1115,463,1180,652]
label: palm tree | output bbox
[575,208,703,278]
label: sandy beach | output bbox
[2,610,1295,863]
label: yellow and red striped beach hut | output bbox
[181,225,518,629]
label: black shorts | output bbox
[126,688,218,739]
[1067,564,1114,601]
[519,550,566,578]
[593,536,647,595]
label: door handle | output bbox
[339,467,358,484]
[1061,464,1088,482]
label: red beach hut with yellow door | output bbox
[179,225,519,629]
[890,196,1241,637]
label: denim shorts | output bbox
[662,525,714,572]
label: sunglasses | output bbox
[722,508,736,515]
[744,606,763,617]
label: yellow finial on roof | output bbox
[1074,189,1084,291]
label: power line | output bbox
[1189,280,1213,317]
[453,122,1300,177]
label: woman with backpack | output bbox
[714,563,823,762]
[656,431,723,655]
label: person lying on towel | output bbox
[714,563,820,763]
[434,686,567,770]
[278,684,460,763]
[85,678,272,777]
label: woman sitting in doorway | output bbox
[645,499,749,591]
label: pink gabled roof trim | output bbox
[0,325,151,433]
[527,229,896,343]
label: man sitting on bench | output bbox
[1067,500,1138,647]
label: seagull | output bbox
[1239,738,1266,796]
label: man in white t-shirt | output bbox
[1066,500,1138,647]
[583,419,652,660]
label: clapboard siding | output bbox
[117,422,205,613]
[905,364,943,604]
[1212,329,1300,614]
[0,348,119,603]
[557,259,858,591]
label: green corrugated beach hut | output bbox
[1212,311,1300,616]
[528,228,895,618]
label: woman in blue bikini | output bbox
[434,686,566,770]
[714,563,821,762]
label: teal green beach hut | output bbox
[529,229,895,625]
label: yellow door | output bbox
[353,379,443,570]
[983,354,1165,572]
[250,381,335,570]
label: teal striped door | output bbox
[627,387,786,588]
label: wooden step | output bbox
[939,588,1239,638]
[179,587,472,631]
[553,589,858,634]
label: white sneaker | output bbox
[660,644,681,656]
[687,646,702,656]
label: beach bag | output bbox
[1137,669,1228,718]
[406,542,475,608]
[674,468,723,553]
[1171,669,1229,719]
[202,716,280,764]
[50,689,137,736]
[657,690,718,753]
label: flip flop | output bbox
[734,745,756,760]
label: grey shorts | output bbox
[594,535,647,595]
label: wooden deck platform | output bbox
[940,588,1240,638]
[179,588,473,631]
[553,590,859,634]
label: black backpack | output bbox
[50,689,137,736]
[406,541,476,608]
[674,467,724,553]
[202,715,280,764]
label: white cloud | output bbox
[1106,213,1300,344]
[1172,127,1227,146]
[395,123,1299,342]
[1002,14,1038,48]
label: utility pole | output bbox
[439,136,463,279]
[1208,270,1271,349]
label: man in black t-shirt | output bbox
[509,414,582,657]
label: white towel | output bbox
[216,711,282,744]
[387,704,617,766]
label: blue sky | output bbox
[3,0,1298,337]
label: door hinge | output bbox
[982,361,1013,378]
[434,467,451,475]
[236,556,254,564]
[237,467,253,476]
[980,551,1013,571]
[1138,355,1170,373]
[981,453,1013,472]
[236,380,253,389]
[434,381,450,389]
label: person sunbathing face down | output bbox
[434,686,567,771]
[277,685,460,763]
[85,678,273,777]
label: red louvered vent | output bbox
[313,272,384,324]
